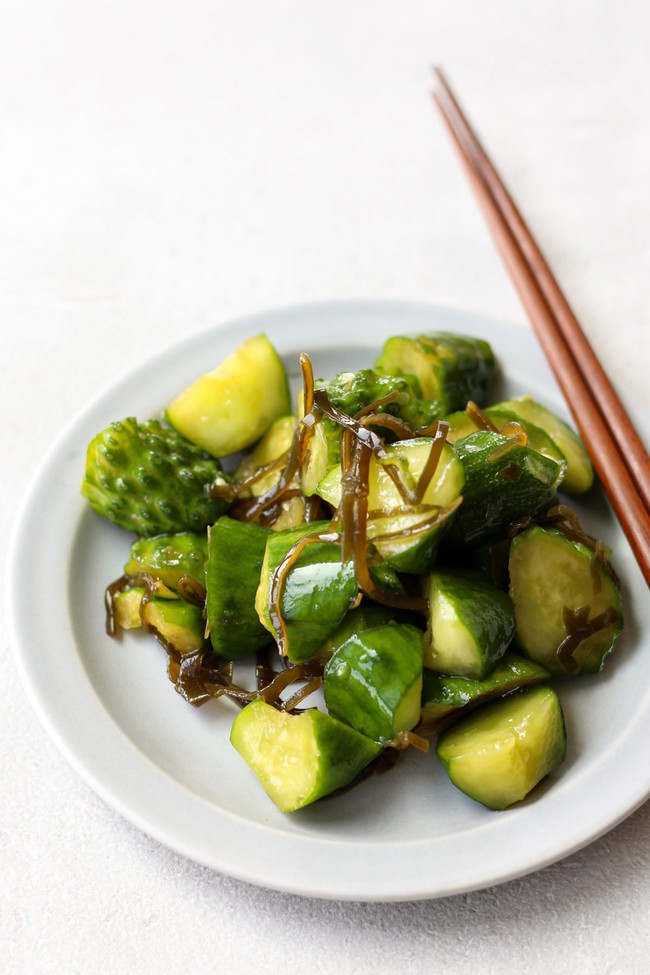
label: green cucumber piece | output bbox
[444,410,480,443]
[445,408,568,480]
[255,522,359,663]
[206,517,272,659]
[496,396,593,494]
[318,437,464,573]
[234,414,308,529]
[485,407,568,471]
[300,417,342,497]
[451,430,563,546]
[124,532,208,591]
[234,415,297,495]
[324,623,424,742]
[420,651,550,724]
[508,525,623,675]
[325,368,443,430]
[81,418,229,536]
[142,596,206,654]
[315,603,415,660]
[230,699,382,812]
[424,570,515,680]
[113,586,146,629]
[375,332,496,414]
[436,686,567,809]
[165,333,291,457]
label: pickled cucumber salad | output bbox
[81,331,624,814]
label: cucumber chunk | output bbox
[315,603,416,660]
[113,585,206,652]
[124,532,208,591]
[230,699,382,812]
[420,652,550,724]
[165,333,291,457]
[375,332,496,414]
[81,418,229,536]
[325,368,442,430]
[318,438,464,573]
[142,597,206,654]
[508,526,623,675]
[255,522,359,663]
[424,571,515,680]
[497,396,593,494]
[113,586,146,629]
[445,407,568,478]
[451,430,564,547]
[436,686,567,809]
[324,623,424,742]
[300,417,341,497]
[234,414,306,530]
[206,517,271,659]
[234,415,297,492]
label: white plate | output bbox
[7,299,650,901]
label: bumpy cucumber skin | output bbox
[324,623,424,742]
[420,651,550,723]
[326,368,443,430]
[508,526,624,675]
[451,430,563,546]
[375,332,496,414]
[206,517,272,660]
[436,686,567,810]
[124,532,208,590]
[230,699,382,812]
[424,570,516,680]
[82,418,229,536]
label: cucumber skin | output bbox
[256,521,333,630]
[81,417,229,536]
[425,571,516,680]
[451,431,563,546]
[324,623,424,742]
[206,517,272,659]
[375,333,496,414]
[143,597,206,654]
[257,522,360,663]
[420,652,550,724]
[497,397,593,494]
[316,603,418,659]
[446,406,566,471]
[124,532,208,591]
[436,686,567,810]
[278,546,359,662]
[230,699,382,812]
[508,526,624,675]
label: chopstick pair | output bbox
[432,68,650,588]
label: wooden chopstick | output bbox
[431,68,650,588]
[433,68,650,512]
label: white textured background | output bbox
[1,1,649,973]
